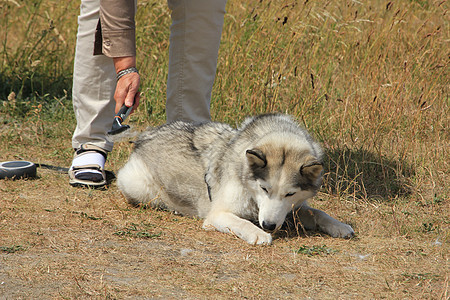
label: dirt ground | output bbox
[0,167,447,299]
[0,141,448,299]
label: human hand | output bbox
[113,57,141,114]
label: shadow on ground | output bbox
[321,147,414,201]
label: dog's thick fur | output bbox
[117,114,354,244]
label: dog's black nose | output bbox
[262,221,277,231]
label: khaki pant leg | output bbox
[72,0,116,152]
[166,0,227,123]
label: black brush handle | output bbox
[115,104,133,123]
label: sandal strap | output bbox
[71,164,103,172]
[71,153,106,171]
[75,144,108,159]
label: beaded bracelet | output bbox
[116,67,139,80]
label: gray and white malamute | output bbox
[117,113,354,244]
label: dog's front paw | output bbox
[203,219,272,245]
[325,222,355,239]
[240,228,273,245]
[203,213,273,245]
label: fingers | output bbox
[114,72,141,114]
[132,91,141,113]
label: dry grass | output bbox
[0,0,448,298]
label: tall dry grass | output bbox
[210,0,448,203]
[0,0,76,100]
[1,0,448,203]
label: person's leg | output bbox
[72,0,116,152]
[166,0,227,123]
[70,0,116,187]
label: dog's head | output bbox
[246,144,323,232]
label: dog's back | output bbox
[117,121,235,217]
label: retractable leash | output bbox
[0,161,73,179]
[0,161,37,179]
[0,161,115,181]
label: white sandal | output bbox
[69,144,108,188]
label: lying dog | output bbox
[117,113,354,244]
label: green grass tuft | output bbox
[296,244,338,256]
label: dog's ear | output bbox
[246,149,267,168]
[300,158,323,181]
